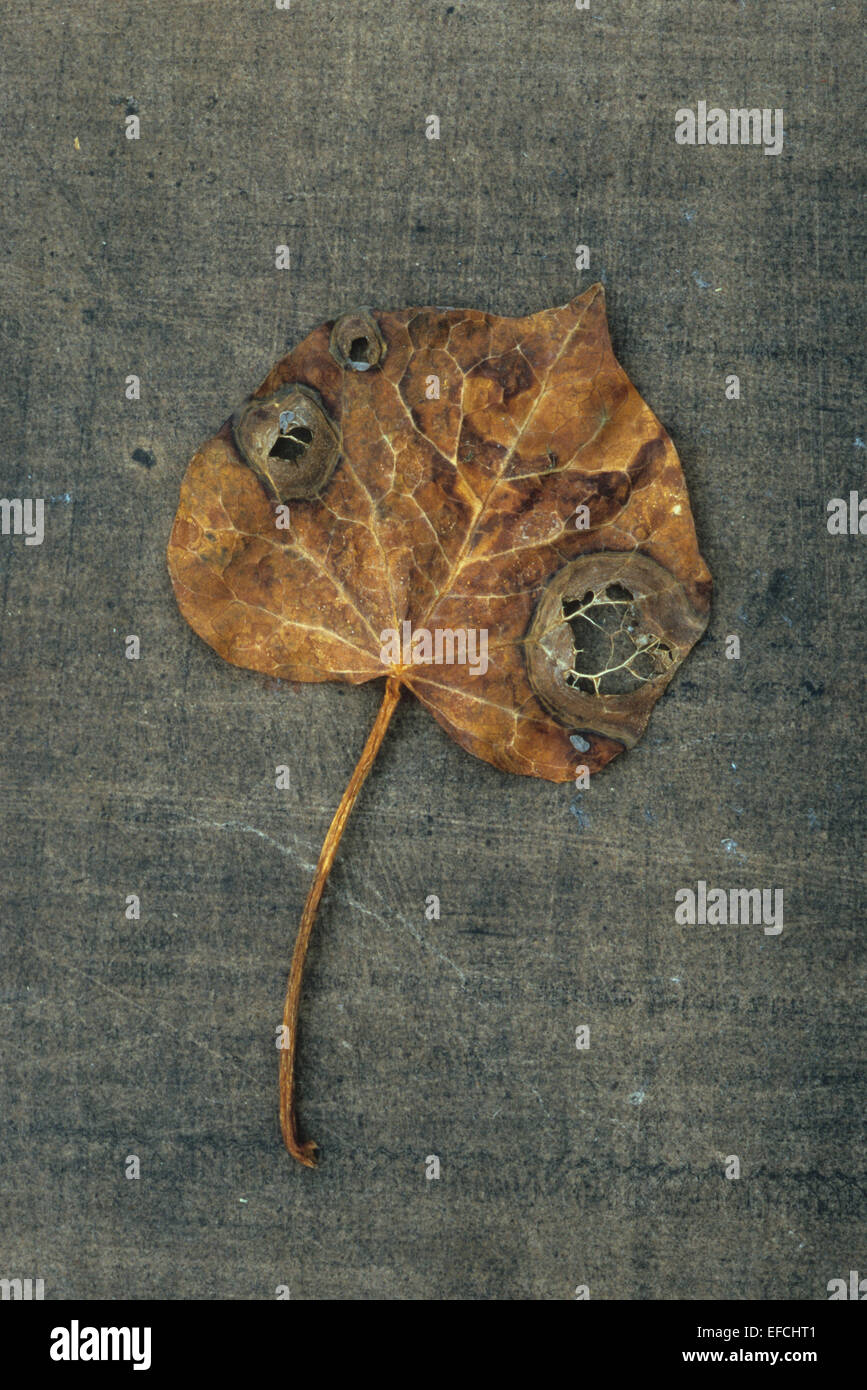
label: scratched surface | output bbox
[0,0,863,1300]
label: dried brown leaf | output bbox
[168,287,711,1164]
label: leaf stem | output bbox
[279,674,403,1166]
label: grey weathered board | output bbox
[0,0,863,1299]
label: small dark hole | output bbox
[269,426,313,462]
[563,589,596,619]
[605,583,633,604]
[348,336,371,364]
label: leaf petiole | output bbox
[279,674,403,1166]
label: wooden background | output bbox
[0,0,863,1299]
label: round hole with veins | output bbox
[562,582,674,696]
[525,552,708,748]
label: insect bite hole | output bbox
[561,584,672,696]
[269,425,313,462]
[348,337,372,368]
[604,582,634,605]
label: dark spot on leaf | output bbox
[348,337,371,366]
[270,425,313,462]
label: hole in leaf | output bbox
[604,582,633,605]
[561,589,673,696]
[329,312,385,371]
[269,425,313,463]
[348,336,372,366]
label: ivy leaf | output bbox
[168,287,711,1165]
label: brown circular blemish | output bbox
[329,309,385,371]
[525,550,709,747]
[232,384,340,502]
